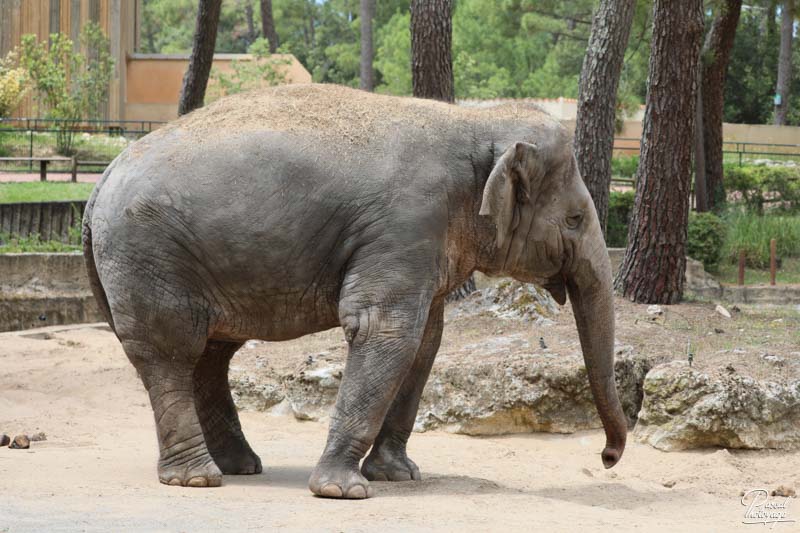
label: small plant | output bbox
[17,22,114,155]
[687,212,726,271]
[606,190,635,247]
[0,232,81,253]
[0,50,28,118]
[208,38,289,100]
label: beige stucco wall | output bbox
[125,53,312,123]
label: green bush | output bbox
[606,191,634,247]
[725,165,800,214]
[611,155,639,179]
[722,211,800,268]
[687,212,726,271]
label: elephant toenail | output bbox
[346,485,367,499]
[319,483,343,498]
[168,478,183,486]
[187,476,209,487]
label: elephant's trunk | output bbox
[565,246,626,469]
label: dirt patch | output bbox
[2,297,800,531]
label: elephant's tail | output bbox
[82,159,118,335]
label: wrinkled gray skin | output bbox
[83,85,626,499]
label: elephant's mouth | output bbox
[541,275,567,305]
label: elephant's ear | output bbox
[479,142,539,248]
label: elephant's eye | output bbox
[566,213,583,229]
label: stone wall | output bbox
[0,252,100,332]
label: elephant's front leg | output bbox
[308,286,433,499]
[361,298,444,482]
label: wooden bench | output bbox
[0,156,72,181]
[0,157,112,181]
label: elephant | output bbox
[82,84,626,499]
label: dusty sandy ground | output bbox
[1,320,799,532]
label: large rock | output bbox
[230,341,652,436]
[415,344,650,434]
[634,361,800,450]
[449,278,559,323]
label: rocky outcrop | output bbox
[634,361,800,451]
[415,345,650,434]
[449,278,559,324]
[230,342,652,435]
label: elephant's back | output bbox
[157,83,558,147]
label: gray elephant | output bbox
[83,84,626,499]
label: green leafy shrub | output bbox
[0,50,27,118]
[606,191,634,247]
[722,211,800,268]
[687,212,726,271]
[17,22,114,155]
[208,38,289,100]
[725,165,800,214]
[611,155,639,179]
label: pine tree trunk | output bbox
[411,0,469,300]
[178,0,222,116]
[245,0,257,46]
[410,0,454,102]
[700,0,742,211]
[574,0,637,236]
[775,0,794,125]
[260,0,280,54]
[359,0,375,91]
[614,0,705,304]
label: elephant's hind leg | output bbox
[361,299,444,482]
[193,340,262,475]
[120,338,222,488]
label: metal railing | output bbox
[612,138,800,166]
[0,117,166,173]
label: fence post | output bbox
[770,238,777,286]
[738,250,746,286]
[71,156,78,183]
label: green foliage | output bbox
[725,164,800,214]
[611,155,639,178]
[724,4,800,126]
[0,182,95,204]
[607,190,635,247]
[374,12,411,95]
[687,212,726,271]
[138,0,653,104]
[208,38,290,100]
[17,23,114,155]
[722,211,800,268]
[0,232,81,253]
[0,51,28,118]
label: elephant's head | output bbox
[478,138,626,469]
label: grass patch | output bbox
[0,233,81,253]
[716,257,800,285]
[722,211,800,268]
[0,130,128,169]
[0,182,95,203]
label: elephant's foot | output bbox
[309,463,374,499]
[158,454,223,488]
[361,445,421,482]
[209,441,263,475]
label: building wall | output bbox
[125,53,313,123]
[0,0,136,121]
